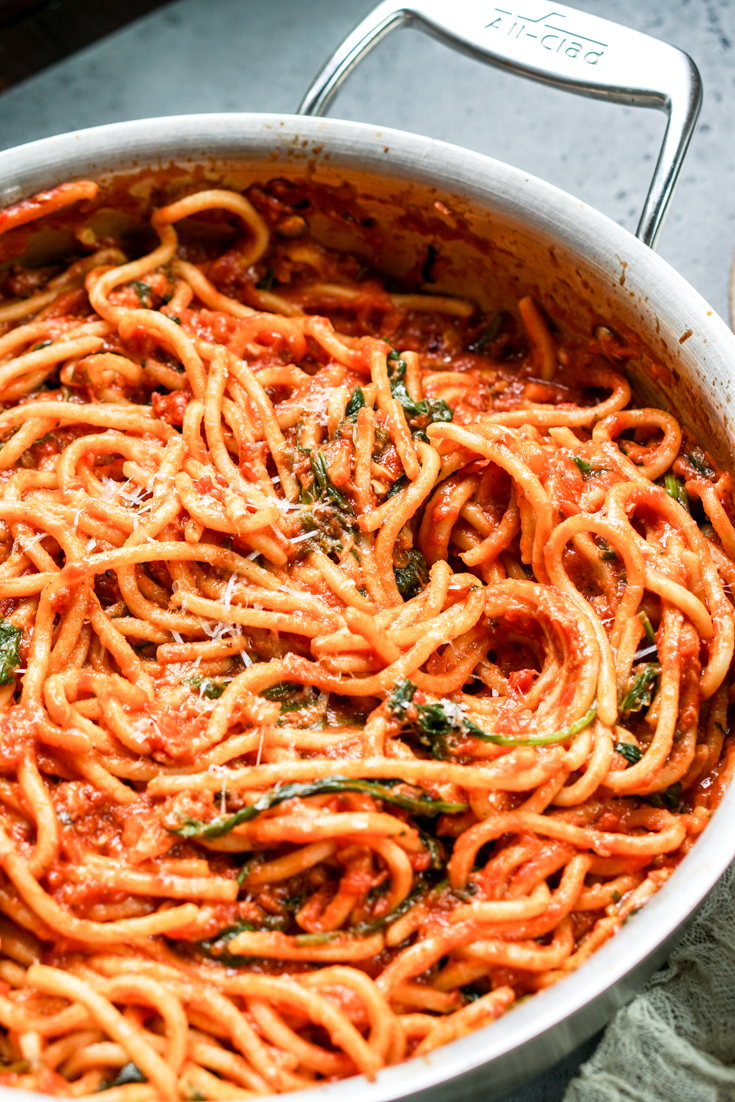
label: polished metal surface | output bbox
[297,0,702,249]
[0,110,733,1101]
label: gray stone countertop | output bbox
[0,0,733,319]
[0,1,733,1099]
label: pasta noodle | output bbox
[0,172,729,1098]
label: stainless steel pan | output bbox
[0,2,732,1099]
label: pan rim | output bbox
[0,109,733,1102]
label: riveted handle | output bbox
[298,0,702,250]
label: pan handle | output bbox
[297,0,701,250]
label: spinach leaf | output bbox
[131,280,152,306]
[468,312,504,353]
[388,679,474,758]
[187,676,226,700]
[171,776,467,839]
[393,548,429,599]
[419,828,447,871]
[614,742,644,766]
[598,538,617,561]
[256,268,275,292]
[197,919,259,967]
[293,882,426,945]
[620,663,661,715]
[387,678,418,715]
[261,682,296,701]
[294,511,350,557]
[687,452,714,478]
[0,623,21,684]
[345,387,365,420]
[646,782,682,811]
[385,473,410,500]
[388,677,597,750]
[261,683,316,714]
[639,610,656,645]
[213,880,441,952]
[414,701,464,741]
[476,704,598,747]
[310,450,353,514]
[664,473,691,513]
[387,352,453,430]
[573,456,606,480]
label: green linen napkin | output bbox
[564,861,735,1102]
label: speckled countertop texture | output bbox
[0,1,733,1097]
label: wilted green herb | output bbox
[279,699,315,715]
[262,682,305,701]
[639,610,656,645]
[664,473,690,513]
[187,676,226,699]
[261,683,315,715]
[475,704,598,748]
[665,472,678,499]
[598,538,617,561]
[31,339,53,352]
[0,622,21,684]
[614,741,644,766]
[573,456,606,480]
[393,548,429,599]
[387,678,596,750]
[293,885,424,946]
[131,280,153,306]
[419,829,447,871]
[646,782,682,811]
[170,315,182,326]
[620,663,661,715]
[386,474,410,501]
[387,352,453,430]
[261,678,317,722]
[171,776,467,839]
[345,387,365,419]
[687,452,714,478]
[256,268,275,291]
[387,678,418,715]
[468,312,504,353]
[310,450,353,513]
[197,919,258,967]
[295,508,351,558]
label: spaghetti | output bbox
[0,173,729,1098]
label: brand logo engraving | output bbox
[485,7,608,65]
